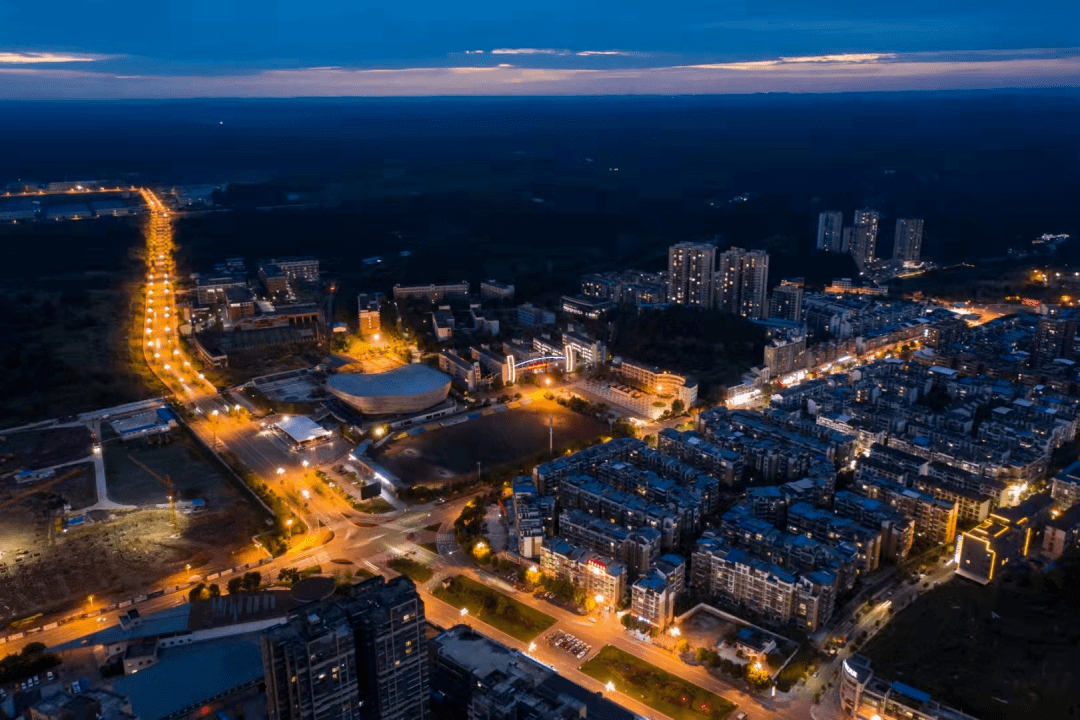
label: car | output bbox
[0,688,6,699]
[812,670,819,678]
[46,671,54,682]
[734,713,748,720]
[19,681,26,692]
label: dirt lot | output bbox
[373,397,606,486]
[0,426,92,477]
[0,505,261,624]
[0,428,269,627]
[103,427,252,507]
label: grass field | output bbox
[862,562,1080,720]
[432,575,555,643]
[388,557,433,583]
[580,646,736,720]
[373,396,606,486]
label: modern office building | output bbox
[954,494,1053,584]
[851,209,880,268]
[893,218,924,264]
[262,576,428,720]
[769,278,805,322]
[668,241,717,307]
[817,211,844,253]
[717,247,770,319]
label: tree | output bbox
[675,638,690,655]
[188,583,206,602]
[227,577,244,595]
[241,571,262,592]
[278,568,301,586]
[20,643,45,657]
[208,584,221,598]
[671,399,685,416]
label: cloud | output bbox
[576,50,633,57]
[0,51,114,64]
[491,48,570,56]
[0,48,1077,98]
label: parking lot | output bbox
[547,630,593,660]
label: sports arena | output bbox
[327,363,452,415]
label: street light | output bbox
[605,681,615,693]
[87,594,94,609]
[528,642,536,653]
[301,460,309,468]
[670,627,681,637]
[460,607,469,617]
[276,467,286,475]
[594,593,604,605]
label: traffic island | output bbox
[432,575,555,642]
[388,557,434,583]
[580,645,736,720]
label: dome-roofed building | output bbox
[327,363,451,415]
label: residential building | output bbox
[480,279,515,301]
[1033,309,1076,362]
[259,263,289,296]
[668,241,716,307]
[516,303,556,328]
[392,282,469,304]
[539,537,626,608]
[717,247,770,319]
[29,688,135,720]
[262,576,428,720]
[558,509,661,578]
[769,278,805,322]
[438,351,480,392]
[1042,503,1080,559]
[817,211,844,253]
[357,293,383,336]
[1051,459,1080,509]
[431,307,455,342]
[851,209,880,268]
[631,571,675,630]
[429,625,635,720]
[893,218,924,263]
[839,656,980,720]
[852,476,959,544]
[764,336,807,378]
[691,534,838,631]
[268,257,320,283]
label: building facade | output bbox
[668,242,716,308]
[893,218,924,264]
[817,211,844,253]
[717,247,770,319]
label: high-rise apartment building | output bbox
[893,218,924,263]
[263,576,428,720]
[851,209,880,268]
[717,247,770,319]
[769,278,804,321]
[667,242,716,307]
[1034,310,1077,363]
[816,211,844,253]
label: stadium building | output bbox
[327,363,452,415]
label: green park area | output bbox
[432,575,555,643]
[581,646,736,720]
[388,557,433,583]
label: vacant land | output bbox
[374,397,606,486]
[862,558,1080,720]
[0,216,155,428]
[432,575,555,643]
[387,557,433,584]
[103,428,249,507]
[580,646,736,720]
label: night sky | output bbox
[0,0,1077,97]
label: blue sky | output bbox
[0,0,1078,97]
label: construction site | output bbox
[0,408,268,627]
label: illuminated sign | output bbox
[842,660,859,679]
[1021,298,1042,307]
